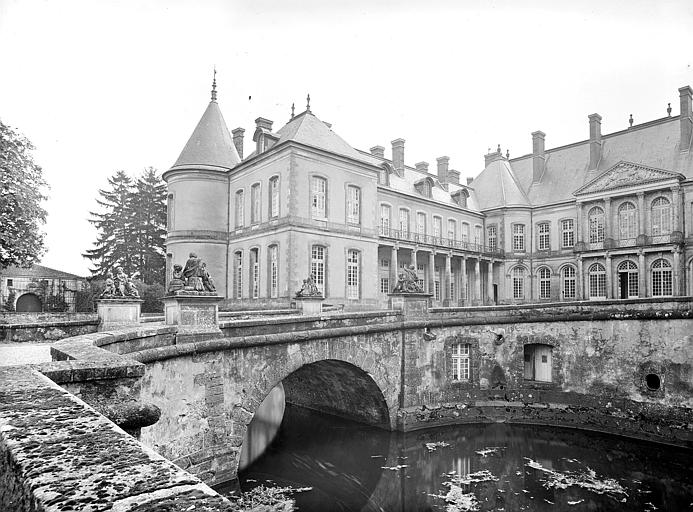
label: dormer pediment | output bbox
[414,177,435,197]
[574,161,684,197]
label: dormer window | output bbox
[452,188,470,208]
[414,178,433,198]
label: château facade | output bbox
[163,83,693,309]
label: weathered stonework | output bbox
[163,294,222,343]
[97,298,143,331]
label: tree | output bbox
[0,120,48,270]
[4,290,16,311]
[83,168,167,285]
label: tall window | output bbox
[346,185,360,225]
[235,190,244,228]
[461,223,470,243]
[250,248,259,299]
[269,176,280,218]
[347,250,360,299]
[561,219,574,248]
[512,267,524,299]
[588,262,606,298]
[451,343,470,381]
[433,216,442,240]
[588,206,605,243]
[421,180,432,197]
[474,225,482,245]
[311,245,326,295]
[417,212,426,237]
[269,245,278,298]
[617,260,638,299]
[380,204,391,233]
[447,219,457,241]
[524,344,552,382]
[167,193,174,230]
[449,271,456,301]
[399,209,409,236]
[311,176,327,218]
[651,259,672,297]
[487,225,497,251]
[651,197,671,236]
[562,266,576,299]
[512,224,525,252]
[538,267,551,299]
[537,222,550,250]
[234,251,243,299]
[618,202,636,239]
[251,183,261,224]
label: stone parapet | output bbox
[162,294,223,343]
[388,293,432,316]
[96,298,143,331]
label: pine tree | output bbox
[83,171,136,278]
[130,168,167,285]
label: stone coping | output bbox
[0,365,232,511]
[0,318,99,329]
[219,309,400,329]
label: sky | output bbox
[0,0,692,276]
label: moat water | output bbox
[216,392,693,511]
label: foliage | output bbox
[83,168,167,285]
[0,120,48,270]
[134,280,165,313]
[74,280,104,312]
[4,290,16,311]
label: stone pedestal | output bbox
[294,295,324,316]
[162,293,223,343]
[388,293,432,317]
[96,299,143,331]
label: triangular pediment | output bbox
[574,161,683,196]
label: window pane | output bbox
[311,245,326,294]
[347,250,359,299]
[312,177,327,218]
[347,186,360,224]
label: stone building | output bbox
[164,83,693,309]
[0,264,87,312]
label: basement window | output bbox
[645,373,661,391]
[523,344,552,382]
[451,343,471,381]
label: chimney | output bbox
[415,161,429,173]
[391,138,405,174]
[680,86,693,152]
[232,128,245,159]
[447,169,460,185]
[531,130,546,182]
[588,113,602,170]
[255,117,273,131]
[466,177,473,185]
[436,156,449,184]
[370,145,385,158]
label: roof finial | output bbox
[506,149,510,159]
[629,114,633,127]
[497,144,501,154]
[291,102,295,119]
[667,103,672,116]
[306,93,311,113]
[211,66,217,102]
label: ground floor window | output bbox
[451,343,470,381]
[561,266,576,299]
[311,245,326,295]
[434,281,441,301]
[651,259,672,297]
[588,262,606,298]
[538,267,551,299]
[617,260,638,299]
[234,251,243,299]
[346,249,360,299]
[524,344,552,382]
[269,245,278,298]
[449,271,456,301]
[250,248,259,299]
[380,277,390,294]
[512,267,524,299]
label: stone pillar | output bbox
[390,245,399,289]
[389,292,432,317]
[412,246,418,269]
[162,293,223,343]
[671,186,682,233]
[605,253,612,299]
[460,256,467,305]
[474,258,481,305]
[487,260,494,304]
[428,251,436,297]
[637,192,646,236]
[604,197,612,243]
[576,256,584,300]
[443,252,452,306]
[673,247,682,296]
[576,202,583,243]
[638,250,646,297]
[96,299,142,331]
[295,295,325,315]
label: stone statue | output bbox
[392,264,424,293]
[296,273,322,297]
[201,262,216,292]
[101,272,116,298]
[183,252,204,291]
[115,267,139,297]
[167,264,185,293]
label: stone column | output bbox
[390,245,399,290]
[443,252,452,305]
[576,256,584,300]
[412,246,418,270]
[460,255,467,305]
[487,260,494,304]
[604,197,612,243]
[673,247,682,296]
[428,251,435,297]
[637,192,646,236]
[671,186,682,233]
[474,258,481,305]
[605,253,612,299]
[638,249,646,297]
[576,202,583,243]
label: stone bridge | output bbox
[35,297,693,487]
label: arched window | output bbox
[588,206,605,243]
[512,266,525,299]
[561,266,576,299]
[617,260,638,299]
[311,245,326,295]
[618,202,637,239]
[524,344,553,382]
[380,204,391,234]
[249,248,260,299]
[346,185,360,225]
[421,180,432,197]
[268,245,279,298]
[311,176,327,218]
[235,190,245,228]
[233,251,243,299]
[538,267,551,299]
[651,197,671,236]
[651,259,672,297]
[588,262,606,298]
[346,249,360,299]
[250,183,261,224]
[269,176,280,218]
[167,193,174,230]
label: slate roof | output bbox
[1,264,85,280]
[470,154,531,210]
[170,100,241,171]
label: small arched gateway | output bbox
[15,293,42,312]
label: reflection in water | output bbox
[238,383,285,470]
[220,403,693,511]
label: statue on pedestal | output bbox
[392,264,424,293]
[167,252,217,295]
[167,264,185,294]
[296,273,322,297]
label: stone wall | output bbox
[0,318,98,342]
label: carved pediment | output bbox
[574,161,683,196]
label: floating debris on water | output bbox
[429,486,479,512]
[425,441,451,452]
[524,458,627,498]
[228,484,312,511]
[381,464,409,471]
[370,455,385,458]
[475,446,503,457]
